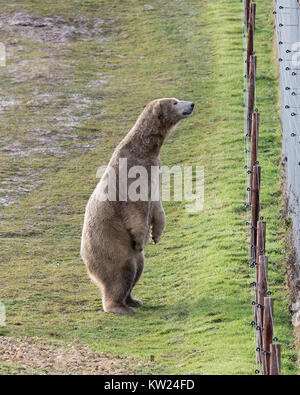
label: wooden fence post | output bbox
[256,255,268,366]
[244,0,251,28]
[270,344,281,375]
[257,256,268,307]
[247,56,257,136]
[250,112,259,170]
[262,297,274,375]
[247,3,256,76]
[250,165,260,259]
[256,220,266,262]
[256,220,266,317]
[248,112,259,202]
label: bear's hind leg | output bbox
[126,253,144,308]
[103,261,136,314]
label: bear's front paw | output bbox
[151,225,164,245]
[152,232,162,244]
[152,236,158,244]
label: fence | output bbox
[276,0,300,262]
[274,0,300,329]
[243,0,282,375]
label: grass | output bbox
[0,0,298,374]
[0,362,28,375]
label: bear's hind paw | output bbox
[104,304,135,315]
[126,297,143,307]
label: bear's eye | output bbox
[173,102,177,105]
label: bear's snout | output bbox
[181,101,194,116]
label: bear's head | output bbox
[152,98,194,128]
[132,98,194,154]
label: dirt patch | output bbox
[0,10,115,206]
[0,126,106,207]
[0,12,107,44]
[0,171,46,207]
[0,336,149,375]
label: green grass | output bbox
[0,362,28,375]
[0,0,298,374]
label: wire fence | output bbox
[275,0,300,268]
[242,0,287,375]
[274,0,300,343]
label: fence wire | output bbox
[275,0,300,265]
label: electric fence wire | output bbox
[254,0,300,374]
[274,0,300,260]
[250,0,292,375]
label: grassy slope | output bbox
[0,0,297,374]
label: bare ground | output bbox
[0,10,115,206]
[0,336,150,375]
[0,12,107,44]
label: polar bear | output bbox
[81,98,194,314]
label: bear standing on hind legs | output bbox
[81,98,194,314]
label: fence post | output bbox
[244,0,250,27]
[250,112,259,169]
[256,220,266,262]
[255,221,266,350]
[262,297,274,375]
[247,3,256,76]
[247,56,257,136]
[270,344,281,375]
[257,256,268,307]
[248,112,259,203]
[250,165,260,259]
[257,255,268,367]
